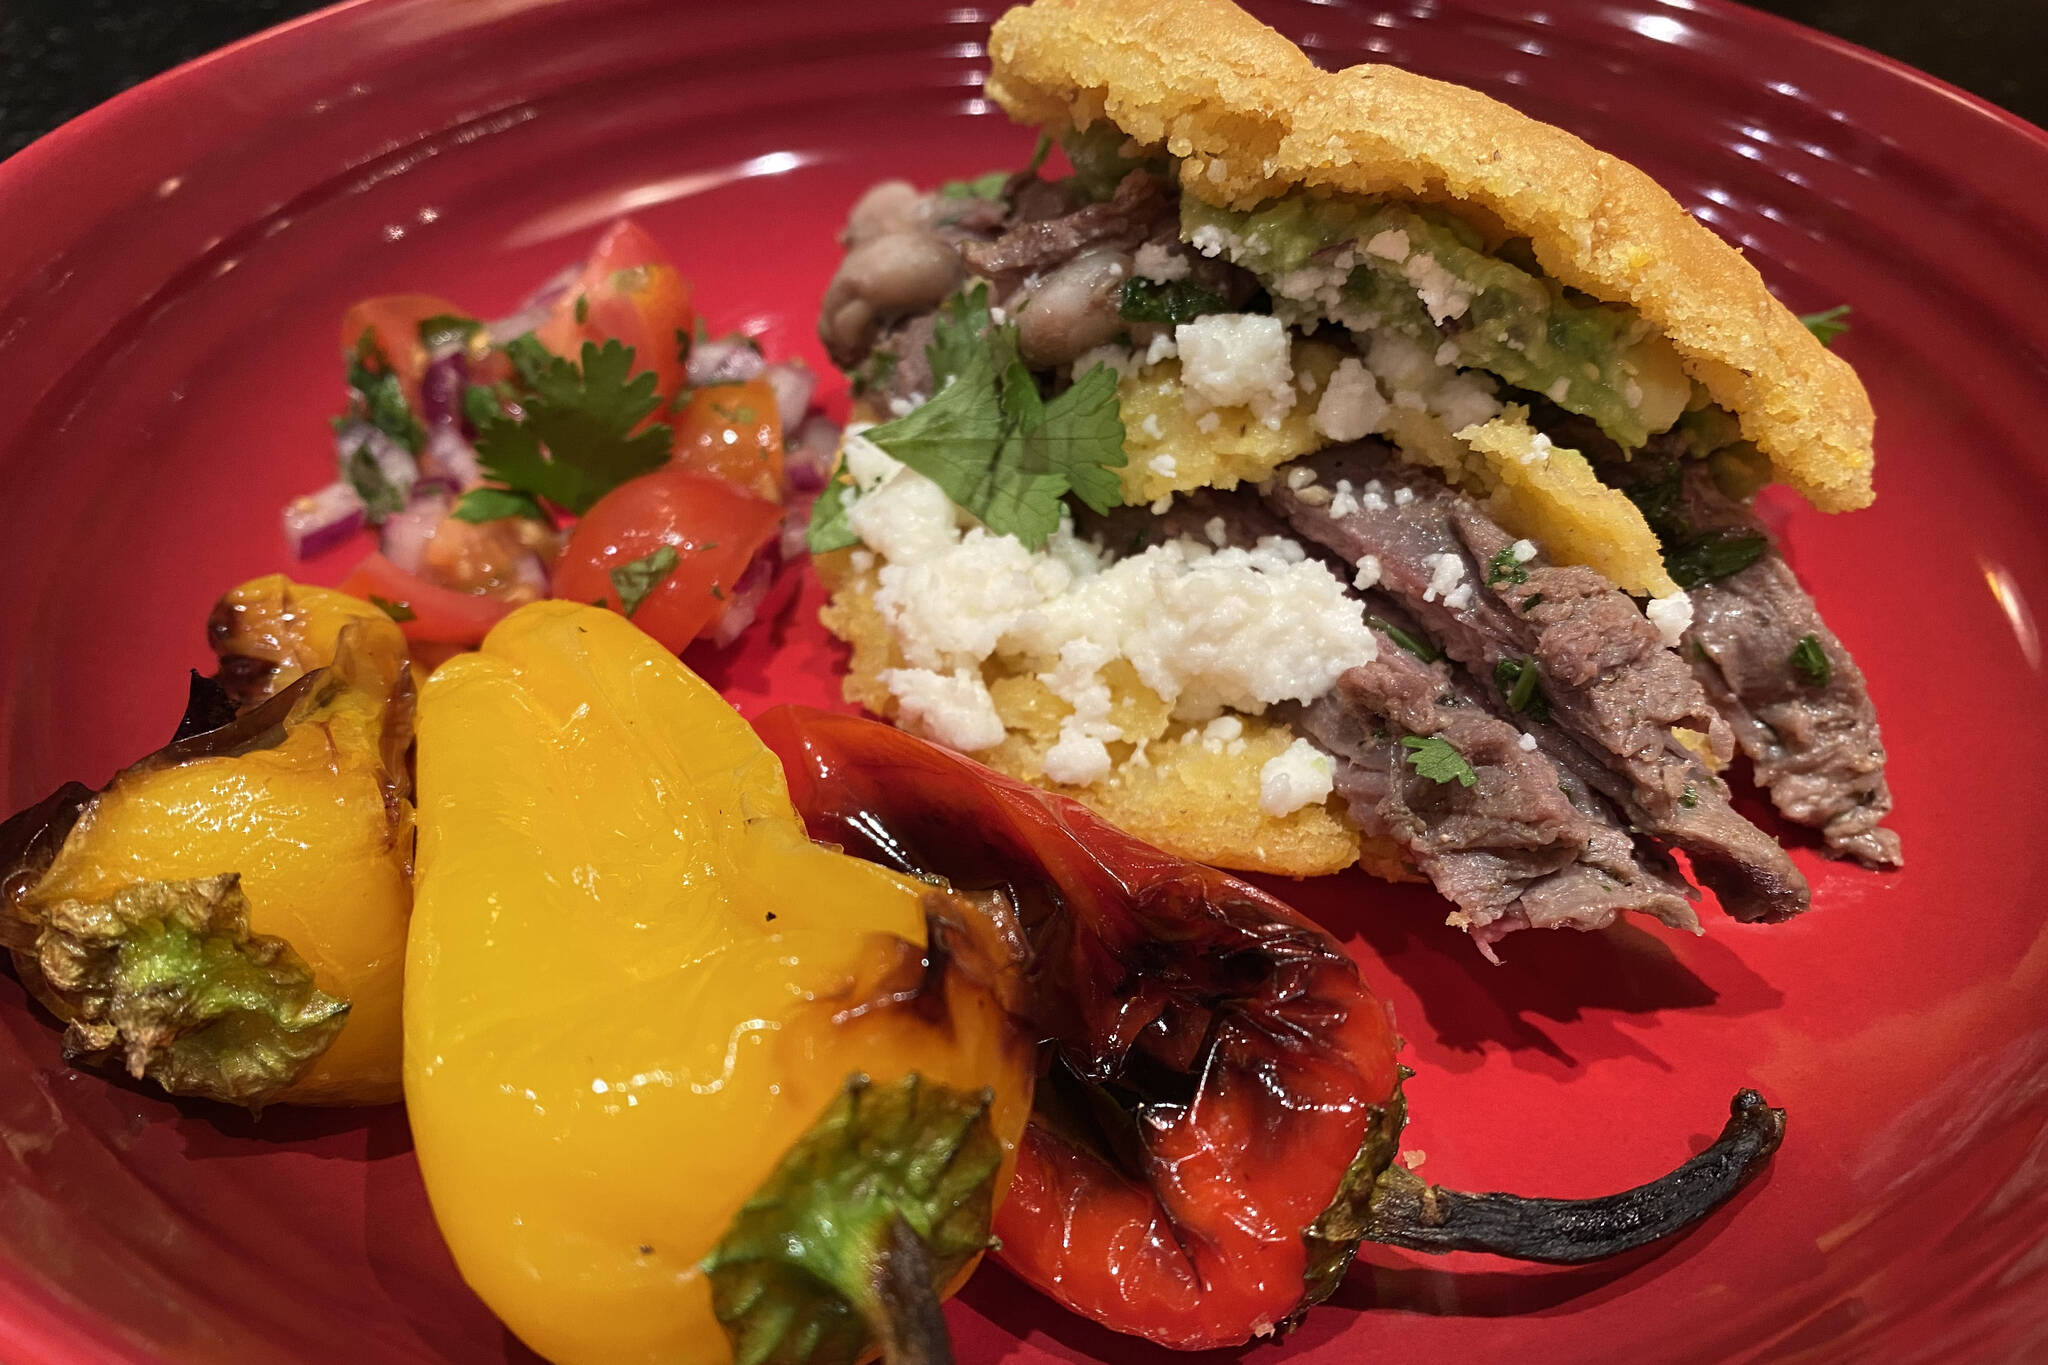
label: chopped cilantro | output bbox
[610,545,679,618]
[417,314,482,352]
[450,487,547,524]
[344,443,407,521]
[806,472,862,554]
[1117,277,1226,326]
[1368,616,1438,663]
[939,169,1011,200]
[461,383,503,428]
[470,336,672,515]
[345,330,426,454]
[1680,783,1699,808]
[1493,656,1550,722]
[857,286,1128,550]
[1799,305,1851,346]
[368,594,416,623]
[710,583,724,600]
[1520,593,1545,613]
[1789,633,1831,686]
[1664,529,1767,590]
[574,294,590,324]
[1486,545,1529,587]
[1402,734,1476,788]
[851,347,898,398]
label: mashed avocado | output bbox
[1183,191,1689,448]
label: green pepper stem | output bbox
[1361,1089,1785,1263]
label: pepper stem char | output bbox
[1361,1089,1786,1263]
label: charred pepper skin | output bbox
[0,579,415,1107]
[760,705,1788,1351]
[404,603,1032,1365]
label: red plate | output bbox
[2,1,2045,1361]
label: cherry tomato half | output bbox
[339,552,517,647]
[533,220,695,405]
[552,470,783,654]
[340,294,466,416]
[672,376,785,503]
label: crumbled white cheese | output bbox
[1434,341,1460,367]
[1403,252,1473,323]
[1296,485,1334,507]
[1364,228,1411,262]
[1546,376,1572,403]
[1143,331,1179,366]
[1134,241,1192,282]
[1421,552,1467,603]
[1044,732,1113,785]
[1519,732,1539,752]
[1285,466,1318,491]
[1195,411,1222,434]
[1646,591,1694,649]
[1175,313,1296,422]
[1188,223,1232,258]
[1259,738,1337,817]
[1150,495,1174,515]
[1511,538,1538,563]
[1353,555,1382,590]
[1071,343,1138,383]
[880,667,1007,752]
[1443,583,1474,611]
[1361,487,1388,513]
[887,395,916,417]
[1147,452,1178,477]
[1201,714,1245,753]
[1363,329,1501,434]
[1204,516,1229,547]
[1313,357,1390,443]
[1141,413,1166,441]
[1327,480,1359,519]
[1394,486,1416,507]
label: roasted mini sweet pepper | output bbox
[762,706,1789,1350]
[0,576,415,1107]
[403,602,1033,1365]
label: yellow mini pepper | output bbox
[404,602,1032,1365]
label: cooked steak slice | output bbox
[1264,442,1809,922]
[1675,464,1902,867]
[960,169,1175,290]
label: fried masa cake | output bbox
[810,0,1897,951]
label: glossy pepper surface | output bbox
[404,603,1032,1365]
[0,577,415,1106]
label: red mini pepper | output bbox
[759,706,1788,1353]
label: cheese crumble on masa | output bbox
[1175,313,1296,423]
[837,430,1377,788]
[1260,738,1337,817]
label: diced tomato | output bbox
[671,376,785,502]
[532,220,695,405]
[552,470,783,655]
[340,294,466,415]
[339,552,517,646]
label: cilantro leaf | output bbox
[344,442,407,521]
[472,337,671,515]
[807,467,862,554]
[1789,633,1831,687]
[1799,305,1851,346]
[1486,545,1530,587]
[939,170,1011,200]
[1492,656,1550,723]
[1402,734,1476,788]
[345,330,426,454]
[368,595,416,623]
[1118,277,1226,327]
[1026,362,1126,516]
[450,487,548,524]
[1368,616,1438,663]
[926,285,994,392]
[611,545,680,618]
[1665,529,1767,590]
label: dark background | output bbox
[1,0,2043,159]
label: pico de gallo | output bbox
[282,220,839,655]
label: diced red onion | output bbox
[423,425,483,487]
[379,490,452,577]
[762,361,816,432]
[783,413,841,494]
[283,481,367,559]
[513,552,552,599]
[780,498,816,562]
[420,352,471,431]
[487,263,578,342]
[704,543,782,650]
[687,335,766,387]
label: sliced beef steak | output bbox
[959,169,1175,291]
[1676,464,1902,866]
[1083,488,1702,951]
[1263,442,1809,923]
